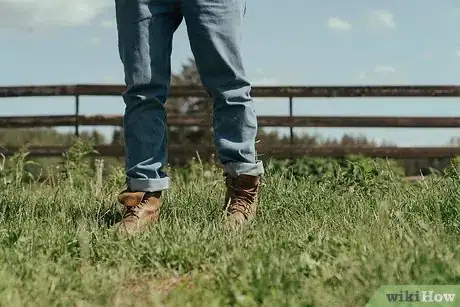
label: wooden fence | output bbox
[1,84,460,160]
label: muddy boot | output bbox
[113,190,162,235]
[224,174,261,230]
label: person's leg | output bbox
[181,0,263,228]
[114,0,182,234]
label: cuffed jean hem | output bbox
[223,161,264,178]
[127,177,170,192]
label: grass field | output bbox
[0,146,460,306]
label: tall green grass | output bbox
[0,140,459,306]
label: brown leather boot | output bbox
[224,174,261,229]
[113,190,162,235]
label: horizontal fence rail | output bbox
[2,84,460,98]
[4,115,460,128]
[2,145,460,159]
[2,84,460,161]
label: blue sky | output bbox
[1,0,460,146]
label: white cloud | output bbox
[374,65,396,73]
[327,17,352,32]
[456,49,460,57]
[369,10,396,29]
[0,0,112,30]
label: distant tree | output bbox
[111,128,123,146]
[448,136,460,147]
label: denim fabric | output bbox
[115,0,264,192]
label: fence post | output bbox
[289,96,293,144]
[75,95,80,137]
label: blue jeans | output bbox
[115,0,264,192]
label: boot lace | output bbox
[227,184,258,218]
[123,204,141,219]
